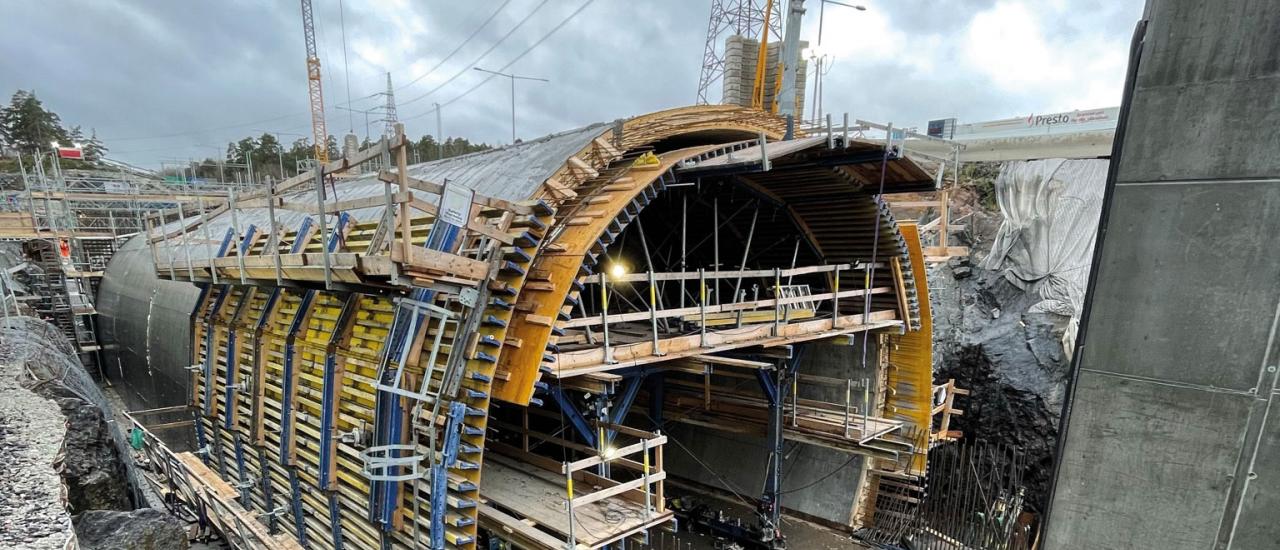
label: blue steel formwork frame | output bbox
[278,213,351,465]
[222,225,259,431]
[368,208,465,545]
[756,344,805,544]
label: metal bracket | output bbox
[458,286,480,308]
[360,444,425,482]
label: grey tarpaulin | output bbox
[980,159,1107,357]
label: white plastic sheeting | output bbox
[980,159,1108,357]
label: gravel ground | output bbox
[0,352,75,549]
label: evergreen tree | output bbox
[325,134,340,161]
[82,128,107,162]
[0,90,68,153]
[67,125,84,146]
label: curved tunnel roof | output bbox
[100,104,942,548]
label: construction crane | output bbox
[697,0,783,105]
[300,0,329,165]
[750,0,777,112]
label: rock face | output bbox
[922,159,1104,513]
[74,509,189,550]
[45,389,131,512]
[930,258,1069,513]
[0,377,74,549]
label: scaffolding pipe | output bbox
[731,205,759,302]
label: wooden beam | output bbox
[377,170,535,215]
[407,197,514,245]
[687,354,772,369]
[389,245,490,280]
[278,191,412,215]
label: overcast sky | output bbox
[0,0,1144,169]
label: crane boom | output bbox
[300,0,328,164]
[750,0,776,111]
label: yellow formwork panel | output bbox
[885,222,934,476]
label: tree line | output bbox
[200,131,492,184]
[0,89,493,182]
[0,90,107,162]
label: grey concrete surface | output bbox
[663,341,876,528]
[1046,1,1280,548]
[96,235,200,413]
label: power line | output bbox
[396,0,514,92]
[339,0,355,133]
[105,1,582,147]
[402,0,596,122]
[105,112,310,142]
[398,0,552,109]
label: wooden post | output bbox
[601,275,614,364]
[266,182,282,285]
[833,264,842,321]
[229,189,246,284]
[176,205,195,276]
[655,440,665,512]
[641,438,652,520]
[648,269,662,355]
[773,268,782,336]
[698,268,708,348]
[378,135,400,286]
[395,124,412,262]
[144,214,159,274]
[522,408,530,452]
[162,210,176,280]
[565,468,576,549]
[198,196,217,285]
[314,165,331,290]
[939,187,951,249]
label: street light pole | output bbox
[474,67,549,143]
[434,102,443,160]
[812,1,866,123]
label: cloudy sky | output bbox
[0,0,1144,169]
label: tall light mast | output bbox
[300,0,329,165]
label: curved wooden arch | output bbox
[494,147,922,405]
[494,146,719,403]
[533,105,792,203]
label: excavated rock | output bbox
[34,385,131,513]
[0,341,75,549]
[929,261,1069,512]
[74,509,189,550]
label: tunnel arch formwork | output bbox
[102,105,939,549]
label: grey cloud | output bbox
[0,0,1141,168]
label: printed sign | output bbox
[437,182,474,229]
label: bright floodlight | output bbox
[600,446,618,461]
[609,264,627,279]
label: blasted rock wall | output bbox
[927,159,1106,512]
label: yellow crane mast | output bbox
[749,0,776,112]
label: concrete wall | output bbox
[1047,1,1280,548]
[96,235,200,413]
[664,340,877,526]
